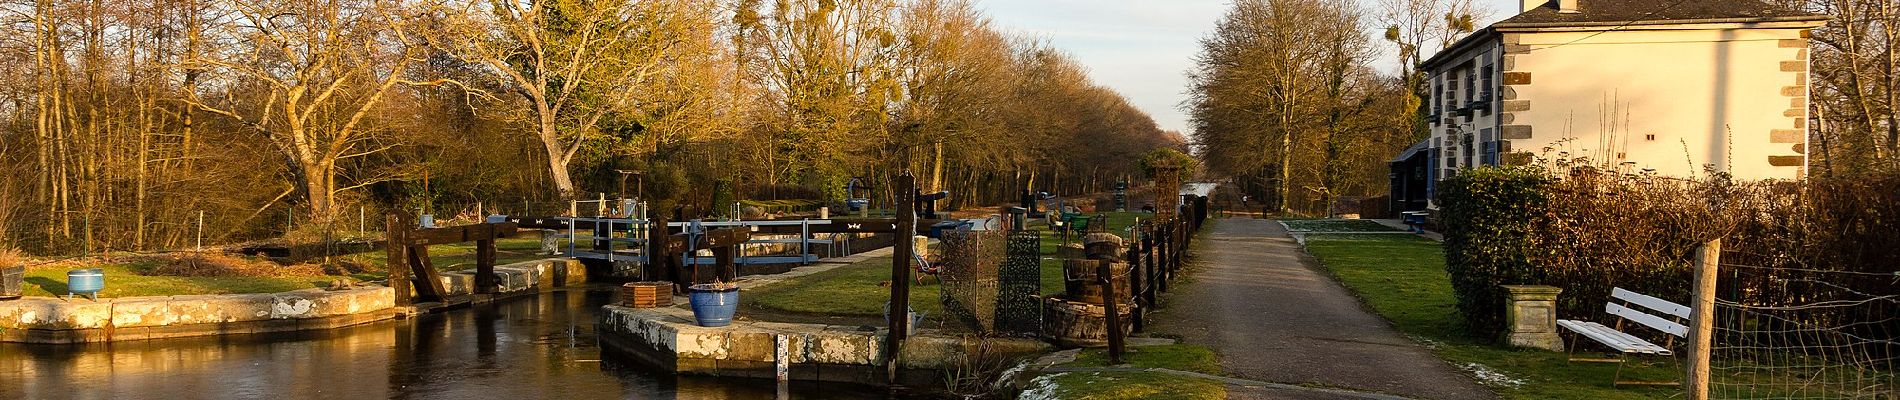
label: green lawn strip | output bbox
[745,212,1154,317]
[1281,219,1398,233]
[21,262,331,298]
[745,256,944,317]
[1038,345,1227,400]
[1300,234,1679,400]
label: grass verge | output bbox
[1281,219,1399,233]
[21,261,334,298]
[18,236,550,298]
[1300,233,1679,399]
[1029,345,1227,400]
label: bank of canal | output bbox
[0,286,889,399]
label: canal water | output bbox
[0,287,890,400]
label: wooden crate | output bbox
[622,282,673,308]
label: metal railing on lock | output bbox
[545,217,846,266]
[666,219,832,266]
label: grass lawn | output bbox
[1030,344,1227,400]
[745,256,946,317]
[18,236,552,298]
[1281,219,1399,233]
[21,261,336,298]
[748,212,1155,317]
[1300,234,1680,399]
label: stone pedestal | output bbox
[1501,285,1564,351]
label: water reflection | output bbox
[0,287,882,400]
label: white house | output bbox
[1411,0,1828,192]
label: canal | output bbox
[0,287,889,399]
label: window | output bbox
[1479,64,1495,116]
[1480,129,1498,165]
[1462,133,1475,167]
[1464,68,1477,107]
[1431,76,1443,120]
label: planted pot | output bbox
[688,283,740,327]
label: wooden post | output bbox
[475,224,498,295]
[386,214,412,306]
[1100,259,1124,364]
[886,173,917,385]
[1145,225,1158,297]
[1685,239,1721,400]
[1128,218,1144,333]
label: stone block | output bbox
[725,331,777,362]
[1785,108,1806,118]
[1504,152,1535,166]
[1500,100,1531,113]
[1779,38,1807,48]
[109,297,177,327]
[0,297,112,330]
[1769,156,1805,167]
[676,357,719,374]
[1503,72,1532,85]
[675,328,730,359]
[1793,143,1807,154]
[1500,285,1564,351]
[1781,61,1806,72]
[807,329,880,365]
[1772,129,1804,143]
[1503,44,1531,55]
[1781,86,1808,96]
[1501,125,1534,140]
[202,294,278,322]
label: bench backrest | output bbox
[1606,287,1691,338]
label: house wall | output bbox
[1498,26,1812,180]
[1427,43,1504,183]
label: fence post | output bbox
[1100,258,1124,364]
[1685,239,1721,400]
[196,210,205,251]
[1129,218,1144,333]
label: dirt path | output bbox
[1148,218,1494,400]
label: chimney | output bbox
[1558,0,1580,13]
[1520,0,1545,13]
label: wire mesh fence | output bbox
[939,230,1004,333]
[1711,257,1898,400]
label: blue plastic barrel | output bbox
[67,268,104,298]
[687,284,740,327]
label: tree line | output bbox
[0,0,1183,254]
[1188,0,1475,215]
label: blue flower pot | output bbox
[688,284,740,327]
[66,268,104,301]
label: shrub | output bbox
[1436,166,1554,339]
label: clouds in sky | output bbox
[973,0,1524,136]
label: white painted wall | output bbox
[1507,26,1811,180]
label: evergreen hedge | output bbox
[1436,164,1897,343]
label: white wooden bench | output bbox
[1557,287,1692,387]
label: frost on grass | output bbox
[1404,334,1444,350]
[1018,372,1069,400]
[1458,362,1525,388]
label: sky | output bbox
[973,0,1525,135]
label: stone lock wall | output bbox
[597,305,1052,385]
[0,257,587,344]
[0,287,395,344]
